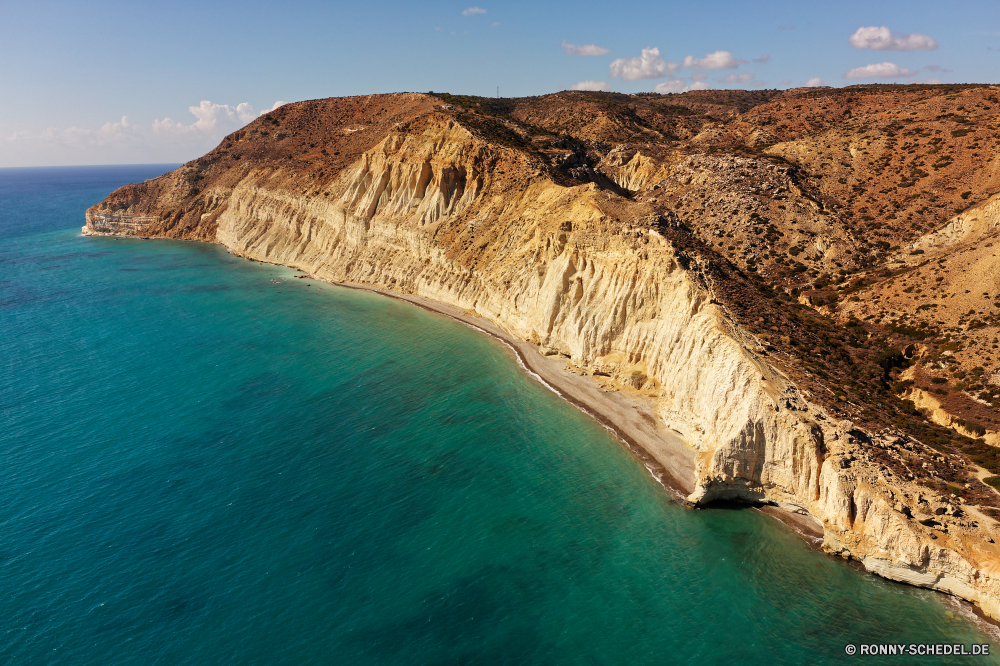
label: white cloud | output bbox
[561,40,610,56]
[919,78,944,84]
[259,101,287,116]
[654,79,710,94]
[691,72,708,81]
[461,6,486,16]
[569,80,610,91]
[849,26,938,51]
[186,101,255,132]
[754,54,771,64]
[682,50,744,70]
[152,101,288,135]
[491,21,499,26]
[610,47,678,80]
[720,73,754,83]
[98,116,140,141]
[805,77,829,87]
[3,100,282,167]
[151,101,282,138]
[843,62,916,79]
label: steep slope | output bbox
[85,89,1000,620]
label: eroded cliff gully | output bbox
[85,93,1000,620]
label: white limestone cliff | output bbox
[85,113,1000,619]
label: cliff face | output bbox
[85,90,1000,619]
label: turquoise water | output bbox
[2,166,998,665]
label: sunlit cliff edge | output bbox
[86,88,1000,619]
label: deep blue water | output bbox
[2,165,998,665]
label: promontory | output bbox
[86,87,1000,619]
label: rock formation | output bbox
[85,88,1000,619]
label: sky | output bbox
[2,0,999,167]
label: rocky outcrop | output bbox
[904,382,1000,446]
[911,192,1000,255]
[598,146,666,192]
[86,213,158,235]
[84,93,1000,620]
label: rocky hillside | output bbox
[86,86,1000,619]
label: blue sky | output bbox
[2,0,998,166]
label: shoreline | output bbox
[330,280,698,501]
[86,232,1000,630]
[83,234,836,541]
[326,279,831,543]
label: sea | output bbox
[2,164,999,665]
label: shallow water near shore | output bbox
[2,165,999,665]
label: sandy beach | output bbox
[332,281,697,497]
